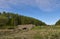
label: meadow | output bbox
[0,26,60,39]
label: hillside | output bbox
[0,12,46,29]
[20,15,46,26]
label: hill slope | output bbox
[0,11,46,29]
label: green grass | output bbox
[32,26,60,30]
[0,26,17,29]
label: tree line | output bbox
[55,20,60,25]
[0,11,60,29]
[0,12,47,28]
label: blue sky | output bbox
[0,0,60,25]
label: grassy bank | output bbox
[0,26,60,39]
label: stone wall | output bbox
[17,24,35,30]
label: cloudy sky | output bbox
[0,0,60,25]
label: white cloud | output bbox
[36,0,60,11]
[0,0,60,12]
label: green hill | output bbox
[0,11,46,29]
